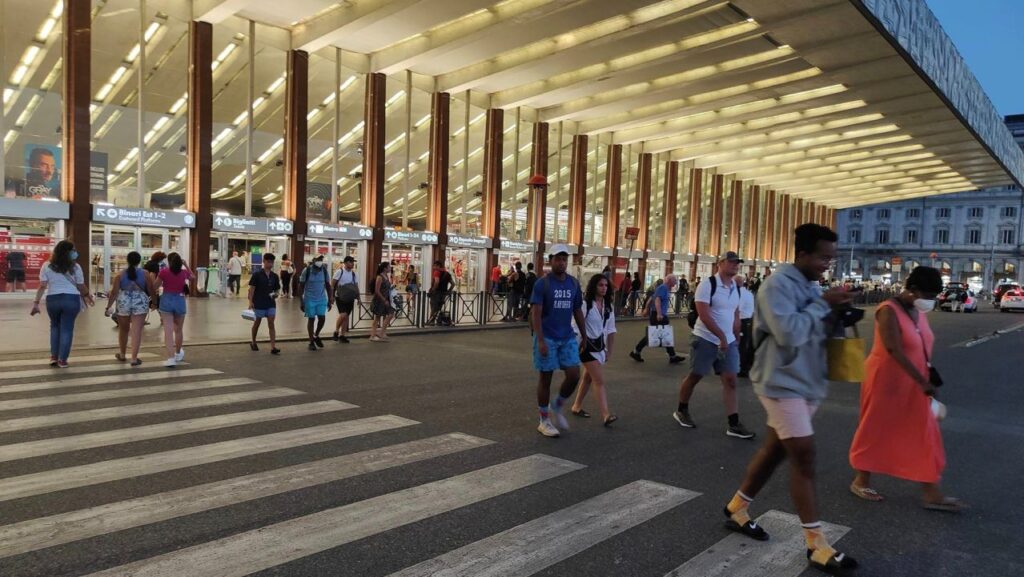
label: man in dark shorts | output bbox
[5,250,27,292]
[331,256,359,343]
[247,253,280,355]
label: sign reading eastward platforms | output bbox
[213,215,294,235]
[92,205,196,228]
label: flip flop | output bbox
[849,484,884,502]
[603,415,618,427]
[923,497,967,513]
[807,549,858,574]
[571,409,591,418]
[114,353,126,362]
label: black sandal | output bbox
[807,548,858,574]
[130,359,143,367]
[571,409,591,418]
[249,342,259,351]
[723,507,769,541]
[270,348,281,355]
[603,415,618,427]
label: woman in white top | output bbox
[570,273,618,426]
[29,240,94,367]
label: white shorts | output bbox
[758,396,819,439]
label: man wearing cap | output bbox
[530,243,586,438]
[331,256,359,343]
[673,251,756,439]
[629,274,685,364]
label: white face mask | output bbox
[314,261,324,268]
[913,298,935,313]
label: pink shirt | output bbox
[158,267,192,295]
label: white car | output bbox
[939,289,978,312]
[1000,290,1024,312]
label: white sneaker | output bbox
[537,418,560,437]
[551,409,570,431]
[174,349,185,362]
[162,358,177,368]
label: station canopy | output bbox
[206,0,1024,210]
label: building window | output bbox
[934,228,950,244]
[849,229,861,244]
[904,229,918,244]
[935,207,951,219]
[1000,228,1016,245]
[968,207,984,219]
[966,228,982,244]
[905,208,920,219]
[850,209,862,220]
[1002,206,1018,218]
[875,228,890,244]
[877,208,891,219]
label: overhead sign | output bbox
[306,222,374,241]
[92,205,196,228]
[499,239,536,252]
[584,246,614,257]
[212,215,294,235]
[448,234,492,249]
[624,227,640,241]
[648,250,671,260]
[384,229,439,245]
[0,197,69,220]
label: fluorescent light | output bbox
[10,65,28,84]
[339,76,356,92]
[95,83,113,101]
[36,18,57,41]
[21,46,41,67]
[152,116,169,131]
[2,88,12,104]
[384,132,406,150]
[110,66,128,84]
[212,128,232,144]
[252,96,265,109]
[126,44,141,63]
[143,22,161,42]
[169,95,187,114]
[307,108,320,120]
[232,111,247,126]
[230,172,245,186]
[267,75,286,93]
[175,168,187,179]
[415,115,431,128]
[50,1,63,19]
[386,90,405,107]
[215,43,236,63]
[321,92,336,106]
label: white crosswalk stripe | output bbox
[0,367,219,394]
[84,454,585,577]
[0,353,159,369]
[387,480,700,577]
[0,387,301,433]
[0,415,418,502]
[0,376,259,411]
[663,510,851,577]
[0,400,357,463]
[0,362,189,381]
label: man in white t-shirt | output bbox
[673,251,755,439]
[331,256,359,343]
[736,275,756,378]
[227,251,244,296]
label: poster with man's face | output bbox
[23,144,61,199]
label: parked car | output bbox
[939,288,977,312]
[993,282,1021,308]
[1000,288,1024,312]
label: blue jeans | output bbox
[46,293,81,361]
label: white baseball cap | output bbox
[548,243,571,257]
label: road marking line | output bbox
[663,510,850,577]
[0,386,296,433]
[85,454,584,577]
[0,353,159,369]
[0,415,418,503]
[0,367,220,394]
[388,480,699,577]
[0,400,356,462]
[0,433,493,559]
[0,375,255,411]
[0,362,190,381]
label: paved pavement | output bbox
[0,306,1022,576]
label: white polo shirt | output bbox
[739,287,755,320]
[693,273,740,345]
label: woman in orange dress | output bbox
[848,266,964,511]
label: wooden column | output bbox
[763,189,777,262]
[728,179,742,253]
[186,20,212,273]
[603,144,622,270]
[362,72,387,288]
[661,161,678,254]
[745,185,760,265]
[795,198,805,226]
[778,194,791,262]
[427,92,450,267]
[635,153,652,252]
[708,174,724,258]
[828,208,837,231]
[481,108,503,282]
[63,0,91,276]
[527,122,549,269]
[567,134,588,252]
[284,49,309,270]
[686,168,703,279]
[817,204,826,225]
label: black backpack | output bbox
[686,276,741,329]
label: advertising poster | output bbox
[306,182,332,221]
[0,233,56,291]
[21,144,62,199]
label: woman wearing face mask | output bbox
[848,266,964,511]
[30,240,94,367]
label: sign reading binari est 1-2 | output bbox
[92,205,196,228]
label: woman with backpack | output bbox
[370,261,395,342]
[154,252,192,367]
[29,240,95,367]
[569,274,618,426]
[104,251,154,366]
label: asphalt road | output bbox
[1,305,1021,577]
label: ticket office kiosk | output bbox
[210,215,294,281]
[90,205,196,292]
[0,197,69,293]
[447,235,491,293]
[382,229,438,293]
[496,239,536,276]
[304,222,372,287]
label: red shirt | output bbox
[491,266,501,282]
[158,267,192,295]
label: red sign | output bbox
[624,227,640,241]
[891,256,902,266]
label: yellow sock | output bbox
[727,492,752,525]
[803,525,836,563]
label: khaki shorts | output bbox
[758,396,819,439]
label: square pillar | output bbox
[567,134,588,251]
[686,168,703,279]
[63,0,92,276]
[708,174,724,258]
[186,20,212,271]
[481,108,504,278]
[284,50,309,261]
[527,122,549,269]
[745,185,760,266]
[778,194,791,262]
[635,153,652,252]
[362,72,387,286]
[763,189,777,262]
[427,92,451,266]
[603,144,622,252]
[728,179,742,253]
[661,161,679,254]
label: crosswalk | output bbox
[0,352,851,576]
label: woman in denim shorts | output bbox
[104,251,154,366]
[155,252,192,367]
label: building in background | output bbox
[837,115,1024,291]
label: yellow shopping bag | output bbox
[827,326,865,382]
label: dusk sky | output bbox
[925,0,1023,117]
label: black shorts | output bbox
[580,348,597,363]
[337,299,354,314]
[5,270,25,282]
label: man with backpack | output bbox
[428,260,454,325]
[674,251,755,439]
[298,255,333,351]
[507,261,526,321]
[331,256,359,343]
[530,244,587,438]
[629,275,685,364]
[522,262,537,321]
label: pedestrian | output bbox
[673,253,754,438]
[405,264,419,310]
[722,224,858,574]
[618,272,631,315]
[675,276,690,315]
[629,274,642,315]
[154,252,192,367]
[522,261,537,321]
[848,266,963,511]
[507,261,524,321]
[370,261,395,342]
[490,263,502,294]
[736,274,756,378]
[142,251,166,327]
[602,265,613,285]
[104,251,153,366]
[629,274,685,364]
[530,244,586,438]
[227,250,244,296]
[30,240,94,367]
[570,273,618,426]
[247,252,281,355]
[427,260,454,325]
[279,254,294,298]
[5,248,27,292]
[331,255,359,343]
[298,254,333,351]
